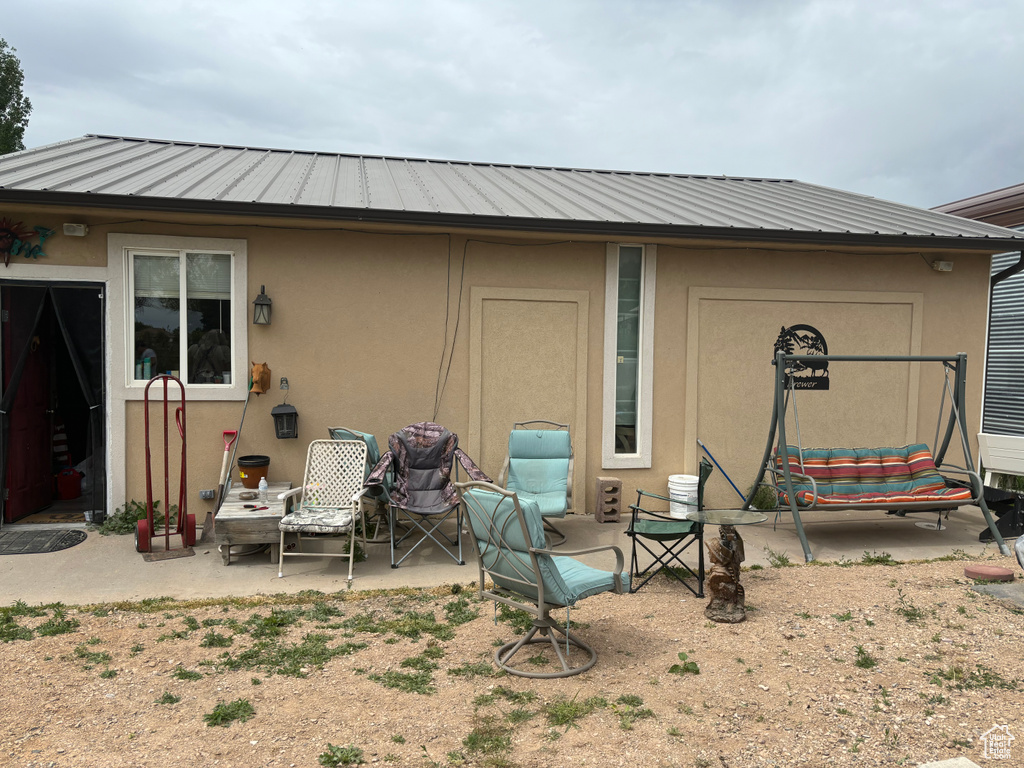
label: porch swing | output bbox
[744,352,1011,562]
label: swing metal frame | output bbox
[746,351,1011,562]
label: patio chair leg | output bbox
[278,530,285,578]
[494,616,598,679]
[543,518,567,547]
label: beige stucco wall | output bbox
[0,203,995,521]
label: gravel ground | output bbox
[1,554,1021,768]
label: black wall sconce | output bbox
[253,285,272,325]
[271,376,297,438]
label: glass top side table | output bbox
[685,508,768,526]
[684,508,767,623]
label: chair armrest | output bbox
[498,455,510,488]
[936,464,984,503]
[766,466,819,510]
[349,487,374,505]
[278,487,303,502]
[532,544,626,594]
[532,544,625,572]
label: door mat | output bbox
[9,511,87,525]
[142,547,195,562]
[0,529,88,555]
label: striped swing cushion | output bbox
[774,443,974,507]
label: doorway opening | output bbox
[1,281,105,525]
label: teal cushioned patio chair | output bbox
[498,421,573,546]
[626,457,713,595]
[456,480,625,678]
[328,427,391,543]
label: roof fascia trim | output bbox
[2,190,1022,252]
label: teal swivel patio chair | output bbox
[498,421,573,546]
[456,480,625,678]
[328,427,392,543]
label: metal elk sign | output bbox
[0,217,55,267]
[773,324,830,390]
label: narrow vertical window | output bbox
[603,244,656,468]
[132,253,180,380]
[615,246,643,454]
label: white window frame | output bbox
[108,233,248,402]
[602,243,656,468]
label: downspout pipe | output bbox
[991,251,1024,287]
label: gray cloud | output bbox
[5,0,1023,207]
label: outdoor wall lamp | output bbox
[252,285,272,325]
[271,376,297,438]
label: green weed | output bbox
[462,716,512,754]
[613,694,655,730]
[368,669,435,695]
[854,646,877,669]
[204,698,255,727]
[172,667,203,681]
[199,630,233,648]
[669,651,700,676]
[36,607,79,636]
[861,550,898,566]
[894,589,927,623]
[448,662,497,678]
[763,545,792,568]
[0,614,33,643]
[155,692,180,704]
[543,694,607,730]
[218,633,366,677]
[443,597,479,626]
[318,743,365,766]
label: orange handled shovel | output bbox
[199,430,237,544]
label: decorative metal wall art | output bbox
[773,324,830,390]
[0,217,55,267]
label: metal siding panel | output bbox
[155,147,259,198]
[257,153,316,204]
[330,156,366,208]
[412,162,498,216]
[360,158,409,211]
[984,250,1024,436]
[216,152,292,202]
[295,155,337,207]
[386,161,442,212]
[456,164,559,218]
[2,141,161,191]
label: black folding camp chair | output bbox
[625,457,713,595]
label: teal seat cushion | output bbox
[464,487,610,607]
[507,430,570,518]
[630,518,699,541]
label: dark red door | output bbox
[3,286,53,522]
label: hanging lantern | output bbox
[271,403,298,439]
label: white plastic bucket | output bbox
[668,474,699,519]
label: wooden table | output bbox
[215,481,292,564]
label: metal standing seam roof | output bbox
[1,134,1022,249]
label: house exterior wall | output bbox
[0,203,994,518]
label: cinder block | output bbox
[595,476,622,523]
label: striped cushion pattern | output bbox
[774,443,973,507]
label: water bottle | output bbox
[258,476,268,504]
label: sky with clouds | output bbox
[3,0,1022,209]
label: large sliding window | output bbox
[603,243,656,468]
[129,249,233,385]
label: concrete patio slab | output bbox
[0,503,1016,606]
